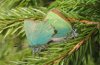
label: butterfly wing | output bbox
[24,19,54,47]
[45,9,72,38]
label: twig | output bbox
[52,9,99,25]
[45,30,94,65]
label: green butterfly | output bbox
[23,9,72,53]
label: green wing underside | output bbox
[24,10,72,47]
[24,19,54,46]
[45,11,73,38]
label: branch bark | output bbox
[51,9,99,26]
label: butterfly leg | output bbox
[32,45,48,57]
[32,47,41,58]
[71,28,78,38]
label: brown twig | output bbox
[45,30,94,65]
[51,9,99,25]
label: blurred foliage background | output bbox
[0,0,100,65]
